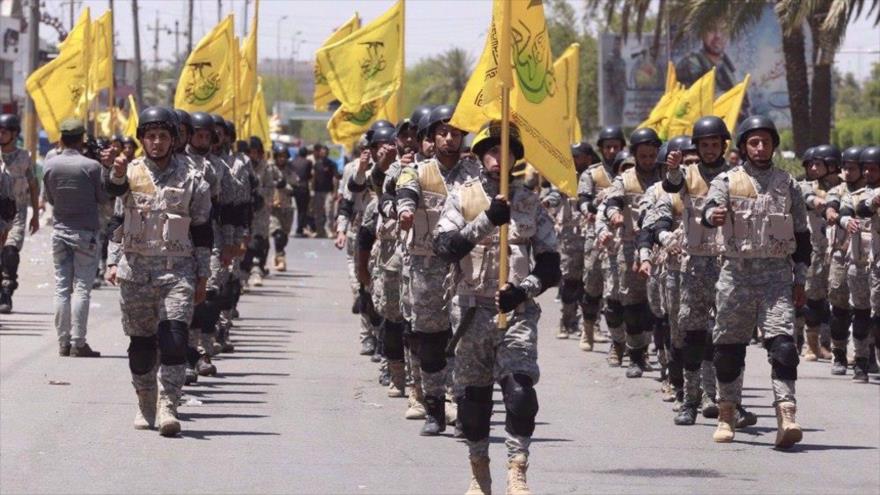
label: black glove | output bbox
[486,197,511,226]
[496,284,527,312]
[275,179,287,189]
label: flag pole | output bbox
[497,0,512,329]
[109,11,116,134]
[398,0,404,118]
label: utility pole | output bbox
[149,13,160,70]
[186,0,194,53]
[23,0,40,156]
[243,0,249,37]
[174,20,181,70]
[218,0,222,23]
[132,0,144,107]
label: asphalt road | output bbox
[1,230,878,494]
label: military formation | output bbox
[2,100,879,495]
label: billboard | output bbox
[599,4,801,129]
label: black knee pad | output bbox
[457,385,493,442]
[560,278,584,304]
[157,320,189,366]
[604,299,624,328]
[187,346,200,367]
[682,331,707,371]
[240,249,255,272]
[703,339,715,362]
[272,230,288,253]
[804,299,830,327]
[194,300,221,334]
[829,305,852,340]
[1,245,20,282]
[623,303,652,336]
[765,335,799,381]
[580,292,601,320]
[500,374,539,437]
[852,308,872,340]
[128,336,158,375]
[417,332,448,373]
[383,320,406,361]
[713,343,747,383]
[669,347,684,388]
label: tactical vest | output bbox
[806,180,829,250]
[121,160,195,258]
[682,167,725,256]
[848,187,874,265]
[408,160,448,256]
[826,183,853,256]
[1,149,33,207]
[590,164,613,204]
[720,167,795,258]
[619,168,647,241]
[455,179,536,301]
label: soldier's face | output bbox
[727,150,740,165]
[573,154,590,172]
[248,149,263,162]
[702,26,727,57]
[178,126,190,147]
[433,124,463,156]
[807,161,828,180]
[635,144,658,172]
[697,136,724,163]
[481,145,513,176]
[842,162,861,184]
[190,128,212,152]
[682,152,701,167]
[396,127,417,154]
[274,153,289,166]
[744,131,773,164]
[863,163,880,186]
[142,128,173,160]
[0,128,14,146]
[601,140,622,161]
[420,136,434,157]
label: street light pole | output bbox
[275,15,288,112]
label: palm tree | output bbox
[418,48,475,103]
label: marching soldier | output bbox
[105,107,213,437]
[434,121,559,495]
[269,143,297,271]
[700,115,808,447]
[245,137,273,286]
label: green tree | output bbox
[402,48,475,114]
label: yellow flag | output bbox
[666,68,715,137]
[451,0,577,196]
[314,14,361,111]
[554,43,582,143]
[665,60,677,94]
[242,77,270,146]
[25,9,91,143]
[124,95,142,156]
[237,3,259,130]
[713,74,751,135]
[174,15,236,115]
[638,83,683,135]
[315,1,403,109]
[89,11,113,97]
[327,93,398,149]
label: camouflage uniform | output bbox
[1,148,36,301]
[0,165,13,235]
[800,177,835,349]
[825,182,863,364]
[703,161,809,407]
[270,161,297,244]
[664,162,729,409]
[838,187,874,363]
[599,166,662,365]
[434,174,558,462]
[543,187,587,336]
[106,154,212,428]
[675,51,737,94]
[577,161,619,349]
[396,155,481,422]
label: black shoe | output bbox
[0,291,12,314]
[626,348,645,378]
[70,343,101,357]
[701,398,719,419]
[420,396,446,436]
[360,337,376,356]
[59,344,71,357]
[674,403,698,425]
[185,366,198,385]
[378,366,391,386]
[852,358,869,383]
[831,349,848,375]
[351,299,361,315]
[735,405,757,428]
[626,360,643,378]
[868,348,880,374]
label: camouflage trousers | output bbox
[372,266,403,322]
[714,257,796,405]
[451,297,540,460]
[3,207,27,250]
[871,259,880,317]
[559,233,585,333]
[599,248,626,344]
[407,253,451,398]
[848,261,873,359]
[270,207,294,236]
[664,268,684,349]
[805,249,829,301]
[678,255,720,333]
[251,207,271,239]
[346,237,379,344]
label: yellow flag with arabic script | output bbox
[314,14,361,111]
[327,93,399,151]
[237,3,259,130]
[174,15,236,115]
[25,9,91,143]
[665,68,715,138]
[315,1,403,110]
[638,82,683,136]
[713,74,751,136]
[242,77,270,146]
[451,0,577,196]
[554,43,582,143]
[89,11,113,97]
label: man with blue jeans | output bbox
[42,119,110,357]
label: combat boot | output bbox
[852,358,869,383]
[831,348,848,375]
[360,336,377,356]
[556,323,569,339]
[420,395,446,436]
[249,268,264,287]
[712,401,736,443]
[671,389,684,412]
[157,395,181,437]
[405,384,426,420]
[674,402,698,426]
[274,254,287,272]
[626,348,645,378]
[774,401,803,448]
[506,454,530,495]
[579,319,594,351]
[735,404,758,428]
[803,332,820,361]
[868,347,880,373]
[446,396,458,426]
[184,365,198,385]
[607,342,624,367]
[387,360,406,398]
[465,456,491,495]
[133,388,157,430]
[0,290,12,314]
[196,354,217,376]
[818,341,834,360]
[701,395,719,419]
